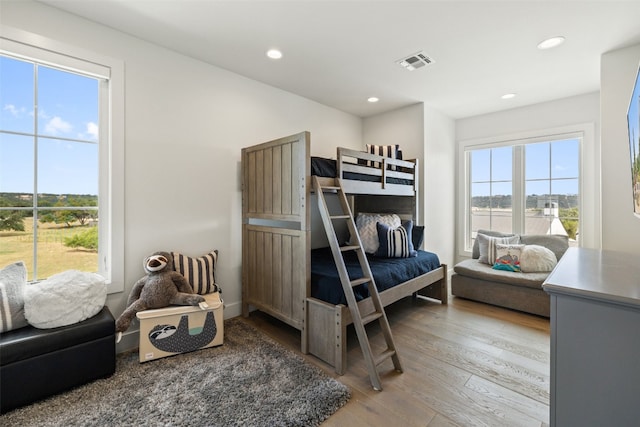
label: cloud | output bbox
[45,116,72,135]
[3,104,27,117]
[86,122,99,140]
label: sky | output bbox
[0,55,99,196]
[470,139,580,198]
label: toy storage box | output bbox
[136,292,223,362]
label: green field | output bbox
[0,217,97,280]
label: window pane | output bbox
[526,142,550,180]
[526,180,551,197]
[552,178,579,197]
[551,139,579,179]
[37,65,99,141]
[1,133,34,193]
[471,149,490,182]
[0,56,34,134]
[0,210,34,279]
[35,210,98,280]
[37,138,98,201]
[491,146,512,181]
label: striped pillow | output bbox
[477,234,520,265]
[375,221,417,258]
[365,144,401,170]
[172,251,218,295]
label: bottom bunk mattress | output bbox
[311,247,441,305]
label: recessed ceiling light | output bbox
[537,36,565,50]
[367,97,379,103]
[266,49,283,59]
[501,93,516,99]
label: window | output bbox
[461,131,585,253]
[0,29,123,292]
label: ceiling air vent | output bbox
[397,51,433,71]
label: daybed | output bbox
[241,131,447,374]
[0,307,116,413]
[451,229,570,317]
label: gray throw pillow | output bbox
[0,261,28,333]
[472,229,517,259]
[477,233,521,265]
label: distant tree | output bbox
[560,207,579,240]
[0,197,26,231]
[39,196,97,227]
[0,211,25,231]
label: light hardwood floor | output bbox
[241,295,550,427]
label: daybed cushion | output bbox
[453,259,549,290]
[24,270,107,329]
[520,234,569,262]
[0,261,28,333]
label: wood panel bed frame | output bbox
[242,131,448,374]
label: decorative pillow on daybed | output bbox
[24,270,106,329]
[476,233,521,265]
[472,229,517,259]
[375,221,418,258]
[172,250,219,294]
[0,261,28,333]
[520,244,557,273]
[492,243,524,272]
[353,213,401,254]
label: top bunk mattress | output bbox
[311,247,441,305]
[311,156,413,186]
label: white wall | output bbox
[456,92,601,259]
[2,1,362,350]
[601,43,640,254]
[363,103,456,267]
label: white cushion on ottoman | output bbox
[24,270,107,329]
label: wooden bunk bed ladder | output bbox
[312,176,403,391]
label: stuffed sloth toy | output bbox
[115,251,205,342]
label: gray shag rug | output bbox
[1,318,350,426]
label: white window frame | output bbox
[457,123,599,258]
[1,26,125,293]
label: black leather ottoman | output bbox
[0,306,116,413]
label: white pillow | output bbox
[24,270,106,329]
[353,213,401,254]
[520,245,557,273]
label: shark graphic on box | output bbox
[148,311,217,353]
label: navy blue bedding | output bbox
[311,247,441,305]
[311,156,413,185]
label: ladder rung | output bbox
[350,277,371,287]
[361,311,383,325]
[330,214,350,220]
[340,245,360,252]
[374,349,396,366]
[320,186,340,191]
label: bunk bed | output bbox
[241,131,447,374]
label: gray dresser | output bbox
[542,247,640,427]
